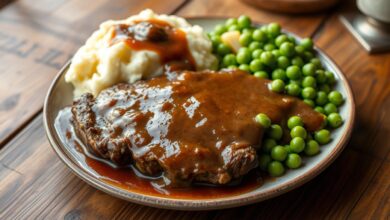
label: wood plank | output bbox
[349,161,390,219]
[177,0,327,37]
[0,0,186,146]
[316,4,390,219]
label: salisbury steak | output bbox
[71,69,324,187]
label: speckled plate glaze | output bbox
[44,18,355,210]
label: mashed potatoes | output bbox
[65,9,217,97]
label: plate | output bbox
[44,18,355,210]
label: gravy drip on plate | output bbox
[56,69,324,193]
[55,107,264,199]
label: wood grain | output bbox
[0,0,186,147]
[177,0,326,37]
[349,161,390,219]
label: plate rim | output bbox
[43,17,355,211]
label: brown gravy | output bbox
[111,19,195,71]
[55,108,264,199]
[56,70,325,198]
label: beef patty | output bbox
[71,69,324,187]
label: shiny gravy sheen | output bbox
[55,70,324,199]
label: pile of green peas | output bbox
[256,114,332,176]
[209,15,345,177]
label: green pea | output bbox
[227,65,238,70]
[275,34,289,47]
[290,137,305,153]
[302,63,316,76]
[272,69,287,81]
[222,54,237,67]
[225,18,238,27]
[315,70,327,84]
[290,126,307,139]
[295,45,305,55]
[268,161,285,177]
[238,15,251,29]
[217,44,231,56]
[316,91,328,106]
[252,29,267,42]
[267,22,281,37]
[249,41,262,51]
[236,48,252,64]
[210,35,221,49]
[260,51,276,66]
[214,24,227,35]
[228,24,240,31]
[314,129,331,144]
[239,32,252,46]
[324,103,338,115]
[252,49,263,59]
[314,106,326,114]
[264,43,276,51]
[325,71,336,85]
[242,28,254,35]
[291,56,304,67]
[285,83,301,96]
[271,145,288,161]
[270,79,285,93]
[268,124,283,140]
[301,87,316,99]
[285,153,302,169]
[279,42,295,57]
[263,138,277,152]
[328,91,344,106]
[277,56,290,69]
[286,65,302,80]
[287,116,304,129]
[239,64,250,72]
[327,113,343,128]
[302,76,317,88]
[250,59,264,72]
[311,58,322,68]
[272,49,281,58]
[254,71,269,79]
[300,38,314,50]
[305,140,320,156]
[255,113,271,128]
[259,154,272,171]
[304,99,315,107]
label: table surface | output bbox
[0,0,389,219]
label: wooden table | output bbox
[0,0,389,219]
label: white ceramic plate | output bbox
[44,18,355,210]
